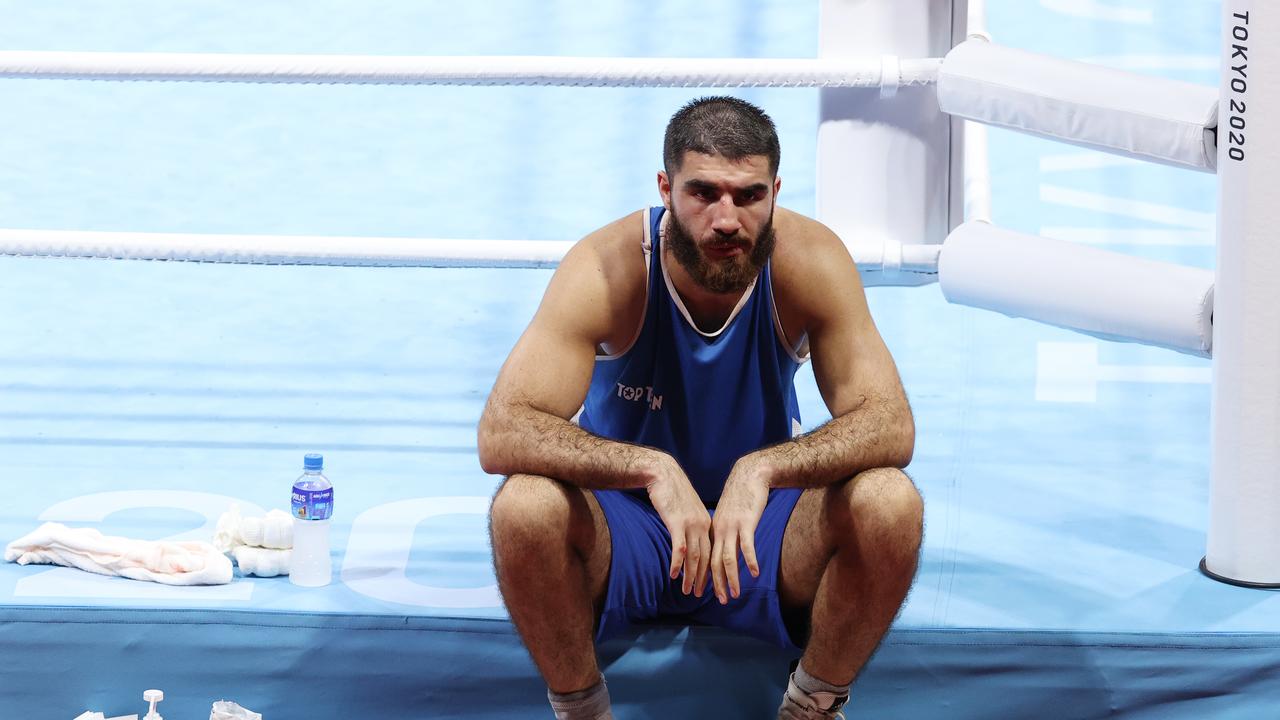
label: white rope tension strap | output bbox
[0,228,941,279]
[0,51,941,88]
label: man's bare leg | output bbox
[489,473,612,693]
[777,467,924,707]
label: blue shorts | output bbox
[591,488,805,651]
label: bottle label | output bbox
[292,485,334,521]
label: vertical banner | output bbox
[1205,0,1280,586]
[816,0,963,286]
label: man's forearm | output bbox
[751,397,914,489]
[478,402,669,489]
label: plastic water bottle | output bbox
[290,453,333,587]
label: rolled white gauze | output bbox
[938,221,1214,357]
[231,545,291,578]
[939,38,1219,172]
[214,504,293,552]
[239,509,292,548]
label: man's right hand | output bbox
[645,457,712,597]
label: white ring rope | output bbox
[0,229,574,268]
[0,228,941,275]
[0,51,941,87]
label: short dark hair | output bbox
[663,96,780,178]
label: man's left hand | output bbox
[711,455,771,604]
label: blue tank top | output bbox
[578,207,808,506]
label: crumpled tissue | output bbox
[211,700,262,720]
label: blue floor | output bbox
[3,1,1279,718]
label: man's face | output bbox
[660,152,780,295]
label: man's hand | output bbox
[711,455,771,604]
[645,457,712,597]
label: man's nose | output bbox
[710,195,742,236]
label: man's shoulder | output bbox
[576,209,647,263]
[554,210,649,350]
[560,209,649,293]
[549,210,649,331]
[772,208,852,288]
[769,208,863,340]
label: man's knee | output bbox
[845,467,923,549]
[490,474,576,547]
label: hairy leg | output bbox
[778,467,923,685]
[489,474,612,693]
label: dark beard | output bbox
[665,207,775,294]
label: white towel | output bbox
[6,522,232,586]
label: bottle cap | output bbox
[303,453,323,471]
[143,689,163,720]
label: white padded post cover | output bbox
[939,39,1219,172]
[1206,0,1280,586]
[939,221,1214,357]
[818,0,960,288]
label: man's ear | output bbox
[658,170,673,210]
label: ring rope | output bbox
[0,51,941,87]
[0,229,574,268]
[0,228,941,274]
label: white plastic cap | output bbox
[143,689,163,720]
